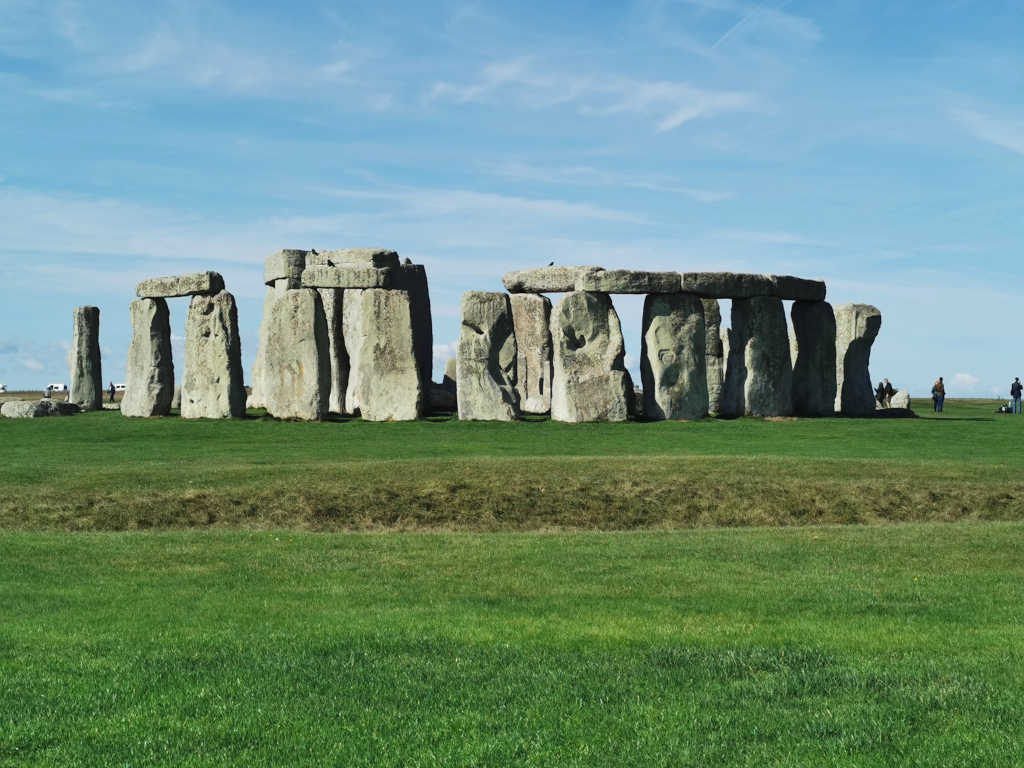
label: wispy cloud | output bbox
[483,160,731,202]
[950,106,1024,156]
[714,229,836,247]
[428,58,760,132]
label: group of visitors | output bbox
[931,377,945,413]
[875,379,896,408]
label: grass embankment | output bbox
[2,526,1022,766]
[1,399,1021,530]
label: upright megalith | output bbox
[723,297,793,417]
[247,287,276,410]
[342,289,365,414]
[834,303,882,416]
[136,271,225,299]
[791,301,837,417]
[350,289,422,421]
[122,298,174,417]
[181,291,245,419]
[457,291,519,421]
[264,289,330,421]
[550,292,631,423]
[703,299,725,416]
[393,263,434,394]
[509,293,552,414]
[68,306,102,411]
[316,288,348,414]
[641,293,708,420]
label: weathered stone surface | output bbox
[722,297,793,417]
[791,300,837,417]
[503,266,603,294]
[350,289,422,421]
[136,271,225,299]
[301,265,394,290]
[550,292,631,423]
[247,287,276,410]
[342,289,365,414]
[890,390,911,410]
[641,293,708,420]
[834,303,882,416]
[578,269,680,294]
[393,264,433,394]
[68,306,102,411]
[317,288,349,414]
[122,298,174,418]
[703,299,725,416]
[263,250,308,286]
[171,387,181,410]
[679,273,826,301]
[181,291,246,419]
[263,289,330,421]
[509,293,552,414]
[442,357,457,393]
[457,291,519,421]
[308,248,401,269]
[1,399,80,418]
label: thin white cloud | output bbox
[428,58,759,132]
[950,106,1024,156]
[952,372,980,391]
[483,160,732,202]
[714,230,836,247]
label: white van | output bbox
[48,383,68,392]
[0,384,7,393]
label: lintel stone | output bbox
[263,250,308,286]
[679,273,825,301]
[577,269,680,294]
[503,266,603,294]
[307,248,400,269]
[301,265,395,289]
[137,271,225,299]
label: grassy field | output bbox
[0,398,1020,530]
[3,401,1022,764]
[2,525,1022,766]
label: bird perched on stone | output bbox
[547,261,554,266]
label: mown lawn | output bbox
[1,525,1022,766]
[0,399,1020,529]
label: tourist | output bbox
[931,377,945,413]
[883,379,895,408]
[44,385,52,399]
[1011,378,1022,415]
[109,381,116,403]
[875,381,886,408]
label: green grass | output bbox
[2,525,1022,766]
[0,399,1021,530]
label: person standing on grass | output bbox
[108,381,116,403]
[932,377,946,413]
[1011,378,1022,415]
[883,379,895,408]
[876,381,886,408]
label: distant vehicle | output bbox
[0,384,6,393]
[115,383,126,392]
[48,383,68,392]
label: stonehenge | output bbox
[551,292,632,423]
[835,303,883,416]
[510,294,552,414]
[641,294,708,420]
[181,291,246,419]
[104,254,888,424]
[457,291,519,421]
[791,301,837,417]
[68,305,102,411]
[122,298,174,417]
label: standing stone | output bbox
[317,288,349,413]
[509,294,552,414]
[703,299,725,416]
[456,292,519,421]
[264,289,330,421]
[791,301,837,417]
[719,326,742,417]
[343,289,366,414]
[723,297,793,417]
[181,291,245,419]
[393,264,434,395]
[247,287,276,410]
[122,298,174,417]
[442,357,457,393]
[350,289,422,421]
[835,303,882,416]
[550,292,631,423]
[641,294,708,420]
[68,306,102,411]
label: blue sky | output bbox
[1,0,1022,396]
